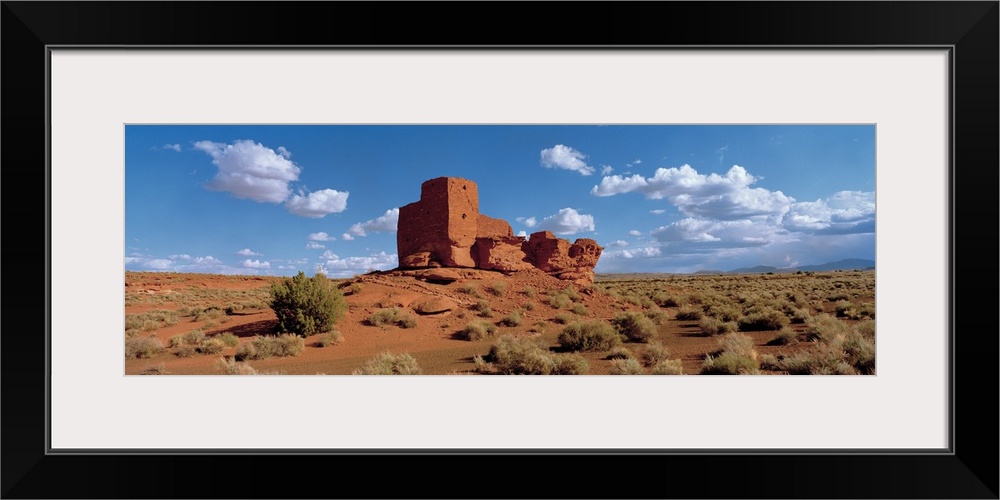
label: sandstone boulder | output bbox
[410,296,458,315]
[474,236,534,273]
[415,268,462,284]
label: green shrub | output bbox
[125,336,164,359]
[782,343,856,375]
[269,271,346,337]
[609,358,645,375]
[611,312,657,343]
[551,354,590,375]
[460,320,497,341]
[168,335,186,348]
[644,307,671,326]
[235,334,305,361]
[704,303,742,322]
[218,332,240,347]
[197,338,225,354]
[557,320,621,351]
[548,293,572,310]
[522,286,536,299]
[641,341,670,367]
[804,313,849,342]
[315,330,343,347]
[650,359,684,375]
[553,312,574,324]
[698,317,738,336]
[353,352,422,375]
[841,330,876,374]
[570,303,589,316]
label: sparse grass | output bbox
[570,303,589,316]
[641,341,670,367]
[610,312,657,343]
[698,316,738,336]
[523,302,535,311]
[499,311,523,327]
[366,308,418,328]
[529,321,547,334]
[522,286,536,299]
[175,346,196,358]
[766,328,799,346]
[675,306,703,321]
[197,338,225,354]
[557,320,621,352]
[547,293,572,310]
[216,357,261,375]
[738,308,790,332]
[353,352,422,375]
[125,336,165,359]
[486,281,507,297]
[704,303,742,322]
[235,334,305,361]
[472,300,493,318]
[458,283,482,298]
[644,306,671,326]
[480,335,589,375]
[315,330,343,347]
[609,358,644,375]
[804,313,850,342]
[460,320,497,341]
[553,312,574,325]
[606,346,636,360]
[650,359,684,375]
[217,332,239,347]
[124,310,180,336]
[701,352,760,375]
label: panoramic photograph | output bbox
[125,125,875,375]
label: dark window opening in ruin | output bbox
[462,213,466,219]
[463,186,467,190]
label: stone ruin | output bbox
[397,177,603,284]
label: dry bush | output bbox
[553,312,574,325]
[605,346,636,360]
[139,363,168,375]
[481,335,589,375]
[499,311,523,327]
[235,334,305,361]
[197,338,225,354]
[644,306,671,326]
[570,303,589,316]
[486,281,507,297]
[698,317,738,336]
[641,341,670,367]
[611,312,657,343]
[458,283,482,298]
[766,328,799,346]
[557,320,621,352]
[675,306,703,321]
[315,330,343,347]
[460,320,497,341]
[366,308,418,328]
[125,336,165,359]
[650,359,683,375]
[738,308,789,331]
[609,358,645,375]
[472,300,494,318]
[353,352,422,375]
[218,332,239,347]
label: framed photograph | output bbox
[4,2,996,498]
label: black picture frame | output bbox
[3,2,996,498]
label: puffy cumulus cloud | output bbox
[316,251,398,278]
[783,191,875,235]
[516,230,527,238]
[126,254,253,275]
[196,140,301,203]
[345,208,399,238]
[651,218,783,253]
[308,232,335,242]
[607,240,628,247]
[241,259,270,269]
[168,254,192,260]
[533,208,595,235]
[196,139,349,218]
[125,255,175,270]
[306,241,326,250]
[628,230,642,237]
[236,248,261,256]
[600,165,614,175]
[319,250,339,260]
[540,144,595,175]
[285,189,349,218]
[591,164,792,220]
[341,233,355,241]
[516,217,538,228]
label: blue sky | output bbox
[125,125,875,277]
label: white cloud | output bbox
[163,144,181,152]
[341,233,355,241]
[320,250,339,260]
[306,241,326,250]
[649,209,666,215]
[236,248,261,256]
[600,165,614,175]
[277,265,296,270]
[540,144,595,175]
[603,247,662,259]
[533,208,595,235]
[591,164,792,220]
[783,191,875,235]
[125,256,174,270]
[316,251,398,278]
[241,259,271,269]
[285,189,350,218]
[651,218,782,253]
[628,230,642,236]
[126,254,252,275]
[168,254,192,260]
[346,208,399,237]
[607,240,628,247]
[196,139,301,203]
[516,217,538,228]
[516,230,527,238]
[308,232,335,242]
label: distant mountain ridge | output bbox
[700,258,875,275]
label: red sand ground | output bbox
[124,270,871,375]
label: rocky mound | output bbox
[396,177,603,284]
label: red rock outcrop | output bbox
[397,177,603,283]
